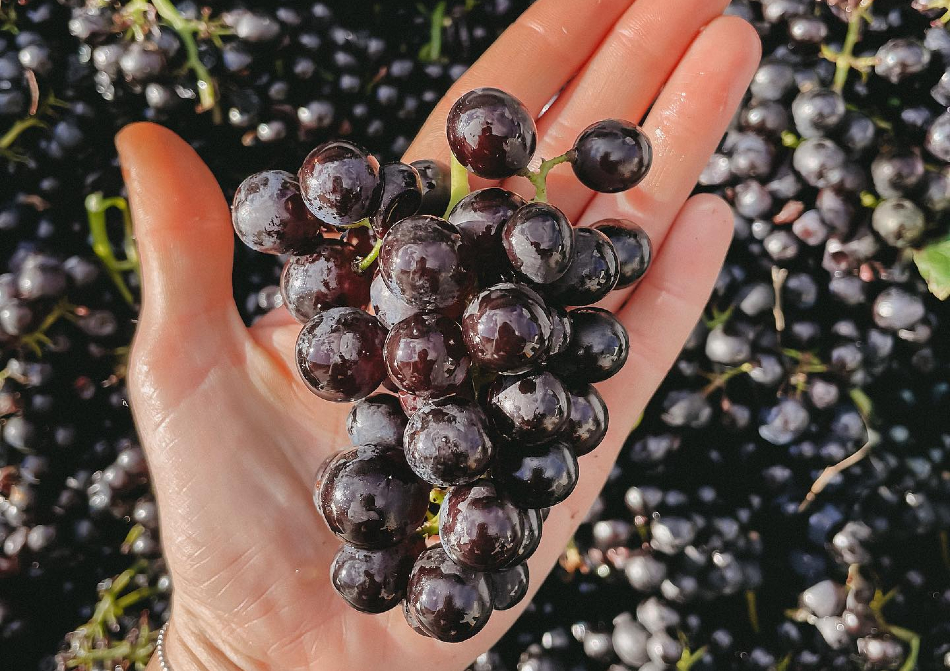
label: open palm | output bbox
[124,1,760,669]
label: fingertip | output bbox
[679,192,735,251]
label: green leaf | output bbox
[914,234,950,301]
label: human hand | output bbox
[122,1,759,669]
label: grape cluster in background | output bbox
[0,0,948,669]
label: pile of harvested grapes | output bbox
[0,1,948,670]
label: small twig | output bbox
[519,152,574,203]
[772,266,789,334]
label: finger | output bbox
[402,0,637,176]
[582,15,760,312]
[117,122,243,339]
[502,0,732,217]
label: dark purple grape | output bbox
[547,228,620,306]
[280,243,371,323]
[592,219,652,288]
[410,159,451,216]
[373,162,423,234]
[570,119,653,193]
[404,546,494,642]
[446,87,537,179]
[546,306,573,358]
[378,215,472,309]
[370,272,420,330]
[330,536,425,613]
[384,312,471,397]
[549,308,629,383]
[486,371,571,444]
[439,480,526,571]
[296,307,387,402]
[490,563,529,611]
[404,397,495,486]
[504,508,543,567]
[494,440,579,508]
[461,283,553,373]
[565,384,609,456]
[298,141,382,227]
[346,394,408,449]
[231,170,322,255]
[502,203,575,284]
[316,444,429,548]
[448,188,526,273]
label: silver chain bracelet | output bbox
[156,622,173,671]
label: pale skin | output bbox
[125,1,761,669]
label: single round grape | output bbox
[486,370,571,444]
[446,87,537,179]
[503,508,543,568]
[494,440,579,508]
[316,444,429,548]
[439,480,526,571]
[296,307,387,402]
[448,188,526,275]
[461,283,553,373]
[549,308,629,383]
[502,202,575,284]
[404,397,495,487]
[298,141,382,227]
[545,306,573,359]
[373,162,423,234]
[410,159,451,216]
[378,215,472,309]
[571,119,652,193]
[404,546,494,642]
[565,384,609,456]
[871,198,926,248]
[490,562,529,611]
[592,219,652,288]
[280,243,371,323]
[231,170,322,255]
[370,272,420,330]
[384,312,471,397]
[547,228,620,306]
[330,536,425,613]
[345,394,408,449]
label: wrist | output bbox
[150,615,243,671]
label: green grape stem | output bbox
[419,1,447,63]
[519,151,574,203]
[821,0,876,93]
[86,192,141,307]
[357,237,384,273]
[443,153,471,217]
[149,0,219,116]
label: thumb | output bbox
[116,123,244,407]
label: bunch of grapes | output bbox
[230,86,654,642]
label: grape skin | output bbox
[298,140,382,227]
[404,397,495,487]
[316,444,429,549]
[231,170,323,255]
[280,242,371,323]
[571,119,653,193]
[446,87,537,179]
[439,479,527,571]
[378,215,473,309]
[384,312,472,397]
[295,307,387,402]
[404,546,494,643]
